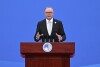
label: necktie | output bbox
[48,21,52,36]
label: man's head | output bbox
[45,7,54,20]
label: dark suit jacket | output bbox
[34,18,66,42]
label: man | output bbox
[34,7,66,42]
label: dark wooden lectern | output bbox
[20,42,75,67]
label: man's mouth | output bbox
[47,16,51,17]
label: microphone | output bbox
[41,34,45,42]
[50,31,56,42]
[44,35,49,42]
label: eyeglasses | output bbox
[45,12,53,13]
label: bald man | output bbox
[34,7,66,42]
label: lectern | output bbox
[20,42,75,67]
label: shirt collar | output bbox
[46,18,53,23]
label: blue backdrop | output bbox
[0,0,100,67]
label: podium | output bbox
[20,42,75,67]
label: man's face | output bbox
[45,8,54,20]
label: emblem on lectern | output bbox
[43,42,52,52]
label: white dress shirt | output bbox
[46,18,53,36]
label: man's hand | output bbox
[56,33,62,42]
[36,32,43,40]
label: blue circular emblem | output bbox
[43,42,52,52]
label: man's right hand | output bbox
[36,32,43,40]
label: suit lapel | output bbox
[51,19,56,36]
[43,19,49,36]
